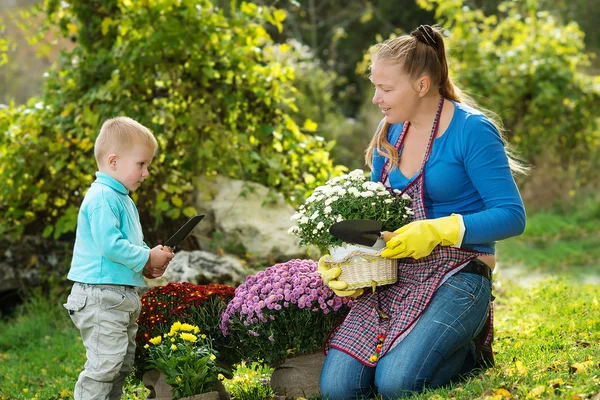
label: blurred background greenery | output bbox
[1,0,598,278]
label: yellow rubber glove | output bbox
[380,214,463,259]
[317,256,364,297]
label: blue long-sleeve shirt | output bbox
[68,172,150,286]
[370,101,526,254]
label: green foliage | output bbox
[417,0,600,179]
[144,322,226,399]
[0,0,345,241]
[222,361,275,400]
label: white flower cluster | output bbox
[288,169,413,250]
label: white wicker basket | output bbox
[324,241,397,290]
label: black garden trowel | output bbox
[329,220,397,247]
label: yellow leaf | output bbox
[67,23,78,35]
[303,173,316,185]
[303,119,318,132]
[101,18,113,36]
[182,207,197,218]
[171,195,183,207]
[548,378,564,388]
[570,360,594,373]
[515,360,528,376]
[493,388,511,397]
[526,385,546,398]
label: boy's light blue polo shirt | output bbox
[68,172,150,287]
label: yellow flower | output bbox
[194,326,200,334]
[180,333,197,342]
[171,337,175,342]
[201,334,207,339]
[22,389,29,393]
[170,321,182,333]
[144,344,149,349]
[171,344,177,350]
[149,336,162,345]
[210,354,216,361]
[176,376,182,383]
[180,323,196,332]
[217,373,225,381]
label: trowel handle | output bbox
[381,231,398,242]
[162,246,174,253]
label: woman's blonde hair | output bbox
[94,116,158,165]
[364,25,528,176]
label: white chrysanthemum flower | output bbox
[290,213,303,221]
[336,215,343,222]
[310,211,319,220]
[300,216,309,224]
[324,206,332,214]
[287,226,298,234]
[348,169,365,180]
[316,221,324,230]
[361,191,375,197]
[384,199,393,204]
[313,229,318,234]
[402,193,411,200]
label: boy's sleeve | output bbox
[89,202,150,272]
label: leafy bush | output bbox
[0,0,345,242]
[416,0,600,179]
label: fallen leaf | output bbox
[516,360,528,376]
[493,388,511,397]
[526,385,546,398]
[548,378,564,388]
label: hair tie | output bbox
[411,25,437,47]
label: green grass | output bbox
[497,198,600,280]
[0,292,148,400]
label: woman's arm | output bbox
[461,115,526,244]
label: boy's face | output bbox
[110,144,155,191]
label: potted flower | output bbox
[142,321,228,400]
[288,169,413,290]
[136,283,237,371]
[288,169,412,252]
[219,259,352,397]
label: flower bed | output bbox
[219,259,352,366]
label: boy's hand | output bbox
[143,245,175,279]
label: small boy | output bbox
[63,116,175,399]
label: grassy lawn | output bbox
[496,197,600,282]
[1,204,599,399]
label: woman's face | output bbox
[370,60,420,124]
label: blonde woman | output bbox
[318,25,526,399]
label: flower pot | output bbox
[326,240,397,290]
[270,351,326,399]
[142,369,229,400]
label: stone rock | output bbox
[195,176,310,263]
[148,250,247,288]
[0,236,66,293]
[270,351,325,399]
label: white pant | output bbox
[64,282,141,400]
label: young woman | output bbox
[318,25,526,399]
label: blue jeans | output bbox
[320,271,492,399]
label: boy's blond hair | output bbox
[94,116,158,165]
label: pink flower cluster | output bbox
[220,259,352,336]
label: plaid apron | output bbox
[326,97,494,366]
